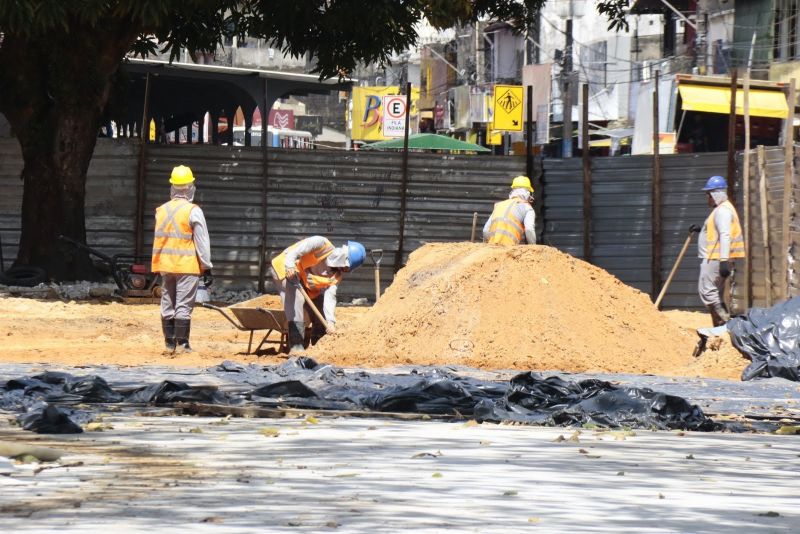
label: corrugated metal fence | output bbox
[143,144,529,298]
[542,152,728,309]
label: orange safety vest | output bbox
[706,200,745,260]
[486,198,527,245]
[304,271,343,300]
[151,199,201,274]
[271,237,336,281]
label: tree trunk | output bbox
[0,27,138,280]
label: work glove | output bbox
[719,261,731,279]
[202,270,214,287]
[285,266,298,281]
[689,224,701,234]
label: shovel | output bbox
[654,225,700,309]
[292,281,333,334]
[371,249,384,302]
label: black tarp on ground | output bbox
[728,296,800,381]
[1,359,718,434]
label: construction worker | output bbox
[271,236,366,353]
[483,175,536,245]
[151,165,213,354]
[697,175,745,326]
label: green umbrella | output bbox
[364,133,491,153]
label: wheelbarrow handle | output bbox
[197,302,248,331]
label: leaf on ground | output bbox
[757,511,780,517]
[200,516,224,523]
[616,471,625,476]
[578,448,588,454]
[14,454,40,464]
[188,427,203,434]
[411,452,441,459]
[658,493,665,499]
[568,430,581,442]
[528,517,540,524]
[305,416,319,425]
[325,520,340,528]
[582,422,599,429]
[85,422,114,432]
[685,454,694,459]
[432,472,443,478]
[775,425,800,435]
[552,435,566,443]
[259,427,281,438]
[479,440,492,446]
[463,420,479,428]
[502,490,518,496]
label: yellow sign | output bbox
[492,85,524,131]
[487,126,502,146]
[350,86,420,141]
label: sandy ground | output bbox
[0,293,747,380]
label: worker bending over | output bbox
[271,236,366,353]
[151,165,213,354]
[483,175,536,245]
[697,175,745,326]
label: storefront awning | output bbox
[678,84,789,119]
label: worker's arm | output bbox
[322,284,337,326]
[523,208,536,245]
[482,217,491,242]
[284,236,329,273]
[189,207,213,271]
[714,208,734,261]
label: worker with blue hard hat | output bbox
[271,236,366,353]
[697,175,745,326]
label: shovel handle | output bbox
[654,230,696,309]
[293,282,332,334]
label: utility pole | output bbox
[562,18,574,158]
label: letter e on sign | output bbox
[382,95,407,138]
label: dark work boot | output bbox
[287,321,306,354]
[175,318,192,353]
[161,317,176,354]
[310,323,327,346]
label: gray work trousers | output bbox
[160,273,199,320]
[698,259,731,307]
[270,268,313,324]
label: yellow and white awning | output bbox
[678,84,789,119]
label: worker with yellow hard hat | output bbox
[151,165,214,354]
[483,175,537,245]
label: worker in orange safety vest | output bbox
[151,165,213,354]
[270,236,366,353]
[697,175,745,326]
[483,175,537,245]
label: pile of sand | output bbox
[315,243,712,375]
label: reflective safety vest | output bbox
[304,271,343,299]
[151,199,200,274]
[271,237,336,281]
[706,200,745,260]
[486,198,527,245]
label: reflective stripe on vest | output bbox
[271,238,336,281]
[706,200,745,260]
[487,198,525,245]
[151,199,200,274]
[305,271,343,299]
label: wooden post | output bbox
[582,83,592,262]
[394,82,413,273]
[758,145,773,307]
[727,69,738,205]
[526,85,534,180]
[470,212,478,242]
[743,71,752,308]
[782,79,796,300]
[652,71,662,300]
[134,72,152,258]
[257,78,269,293]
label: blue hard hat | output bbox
[347,241,366,271]
[702,175,727,191]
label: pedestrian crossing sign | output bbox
[492,85,524,131]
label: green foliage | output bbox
[0,1,630,80]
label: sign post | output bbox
[382,95,408,138]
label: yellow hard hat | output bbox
[169,165,195,185]
[511,175,533,192]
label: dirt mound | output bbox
[314,243,704,375]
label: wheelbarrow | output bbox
[199,302,291,355]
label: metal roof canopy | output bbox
[121,58,353,129]
[629,0,691,14]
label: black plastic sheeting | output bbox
[1,359,718,434]
[728,296,800,381]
